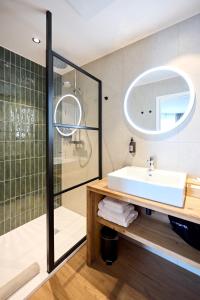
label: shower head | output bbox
[63,81,71,88]
[54,57,68,69]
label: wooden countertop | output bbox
[87,178,200,225]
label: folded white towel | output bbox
[103,197,134,213]
[98,209,138,227]
[98,201,135,222]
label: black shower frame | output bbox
[46,11,102,273]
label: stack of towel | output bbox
[98,197,138,227]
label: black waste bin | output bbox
[100,226,119,265]
[168,215,200,250]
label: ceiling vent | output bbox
[65,0,114,18]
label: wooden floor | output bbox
[30,239,200,300]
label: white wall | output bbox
[83,14,200,177]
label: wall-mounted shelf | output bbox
[87,178,200,272]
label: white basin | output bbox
[108,166,187,207]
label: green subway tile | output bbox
[21,213,26,225]
[39,109,43,124]
[25,159,30,175]
[5,219,11,234]
[39,77,42,92]
[21,141,25,158]
[26,141,31,157]
[35,125,39,140]
[0,63,4,81]
[0,142,4,161]
[5,200,11,220]
[35,158,38,174]
[25,210,31,222]
[21,87,26,104]
[5,142,10,160]
[0,222,4,235]
[30,72,35,90]
[31,90,34,105]
[35,76,39,91]
[16,179,20,197]
[26,176,30,193]
[5,180,11,200]
[39,65,43,77]
[39,174,42,189]
[5,102,11,120]
[26,59,31,71]
[10,160,16,178]
[11,65,16,84]
[11,217,16,230]
[0,161,4,181]
[31,61,35,73]
[11,180,15,198]
[42,78,46,94]
[11,84,16,102]
[5,50,10,64]
[10,198,16,218]
[20,56,25,69]
[0,47,4,61]
[0,101,4,121]
[31,141,35,157]
[16,141,21,159]
[16,67,20,86]
[10,142,16,159]
[11,52,16,66]
[26,70,30,88]
[0,47,47,235]
[20,196,26,213]
[15,216,20,228]
[0,182,4,202]
[34,63,39,74]
[20,159,25,177]
[26,88,31,106]
[35,142,39,157]
[5,64,11,82]
[0,81,4,100]
[16,54,20,67]
[21,68,26,87]
[16,85,20,102]
[4,82,11,101]
[20,177,25,195]
[16,159,20,178]
[5,160,11,180]
[38,141,43,156]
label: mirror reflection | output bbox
[124,67,194,134]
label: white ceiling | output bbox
[0,0,200,67]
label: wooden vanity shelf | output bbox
[87,178,200,272]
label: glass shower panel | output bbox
[53,57,99,129]
[50,53,101,268]
[53,128,99,192]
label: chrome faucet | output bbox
[147,156,155,176]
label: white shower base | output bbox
[0,206,86,299]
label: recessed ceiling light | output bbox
[32,37,41,44]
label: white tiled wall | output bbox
[84,14,200,177]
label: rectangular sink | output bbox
[108,166,187,207]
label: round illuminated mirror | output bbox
[124,66,195,135]
[54,94,82,137]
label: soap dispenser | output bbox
[129,137,136,155]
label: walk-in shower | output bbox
[0,10,102,298]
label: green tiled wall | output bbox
[0,46,46,235]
